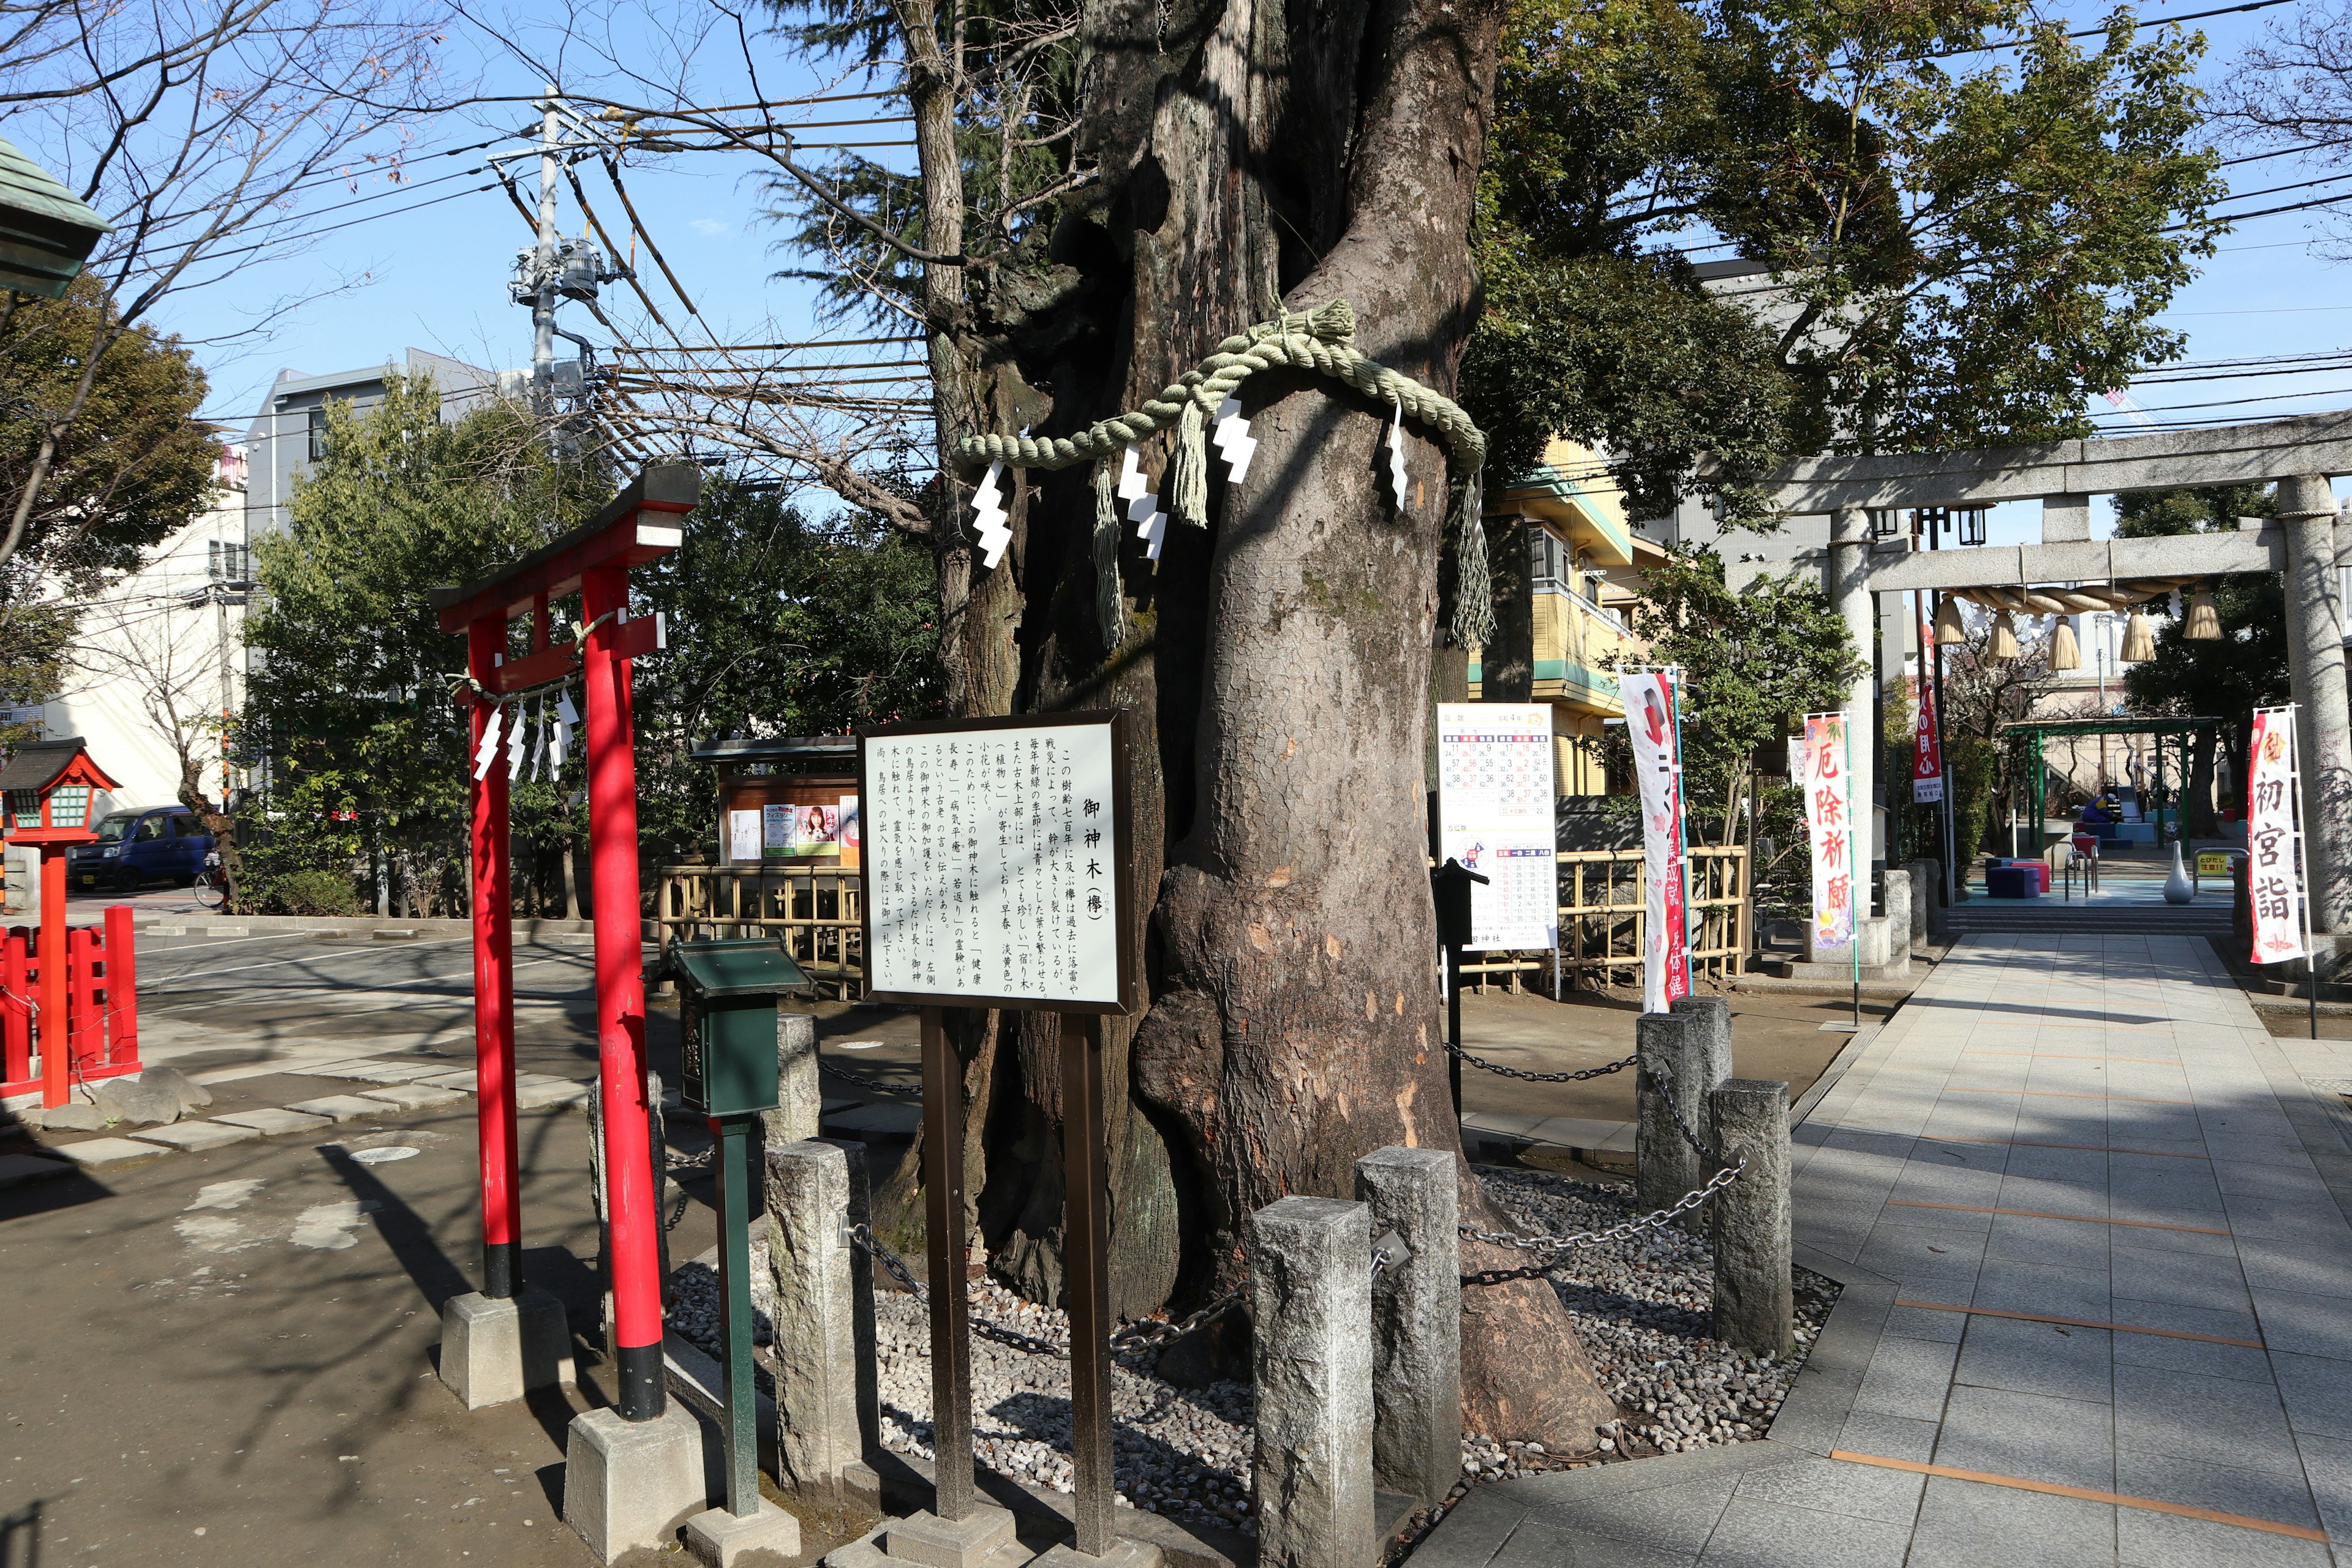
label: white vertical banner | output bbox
[1801,712,1857,954]
[2247,704,2309,965]
[1435,704,1559,952]
[1620,671,1690,1014]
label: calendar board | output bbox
[1435,703,1559,952]
[857,712,1137,1014]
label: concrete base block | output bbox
[564,1405,708,1564]
[685,1501,802,1566]
[360,1084,466,1109]
[1030,1537,1165,1568]
[886,1505,1019,1568]
[132,1120,261,1152]
[51,1136,167,1170]
[440,1286,574,1409]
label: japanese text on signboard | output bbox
[1802,714,1855,952]
[862,719,1124,1008]
[1435,703,1559,952]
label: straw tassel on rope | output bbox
[1092,459,1126,647]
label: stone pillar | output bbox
[2041,494,2092,543]
[1708,1079,1793,1359]
[765,1139,862,1497]
[1828,506,1877,883]
[841,1139,881,1461]
[2281,475,2352,938]
[1250,1196,1374,1568]
[1355,1147,1460,1510]
[1905,858,1940,935]
[1637,1012,1717,1223]
[764,1012,821,1147]
[1660,999,1730,1229]
[1881,867,1912,958]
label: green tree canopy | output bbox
[1464,0,2225,513]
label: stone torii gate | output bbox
[1743,407,2352,953]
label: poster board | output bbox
[858,711,1137,1014]
[1434,703,1559,952]
[1801,713,1856,952]
[1618,672,1691,1013]
[2247,704,2309,966]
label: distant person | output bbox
[2081,793,2122,825]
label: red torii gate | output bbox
[429,464,698,1420]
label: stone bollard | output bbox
[1882,869,1912,959]
[764,1137,873,1501]
[1355,1147,1460,1510]
[1251,1196,1374,1568]
[1708,1080,1793,1359]
[763,1012,821,1148]
[1641,1009,1727,1229]
[1905,857,1940,938]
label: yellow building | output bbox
[1467,437,1656,799]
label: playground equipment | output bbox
[0,738,140,1107]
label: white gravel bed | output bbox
[1465,1164,1838,1480]
[669,1164,1841,1525]
[871,1280,1260,1539]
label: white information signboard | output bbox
[858,713,1136,1013]
[1435,703,1559,952]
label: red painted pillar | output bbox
[468,617,522,1300]
[66,924,97,1073]
[1,927,26,1088]
[581,559,664,1420]
[102,905,137,1069]
[38,851,64,1107]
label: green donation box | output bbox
[665,935,806,1521]
[671,937,807,1118]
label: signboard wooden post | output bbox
[858,712,1138,1553]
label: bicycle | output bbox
[192,848,227,911]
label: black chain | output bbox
[821,1061,915,1096]
[1639,1061,1724,1163]
[1446,1044,1637,1084]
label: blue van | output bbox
[69,806,214,892]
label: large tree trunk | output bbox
[879,0,1619,1449]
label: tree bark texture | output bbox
[883,0,1619,1447]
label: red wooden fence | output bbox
[0,907,140,1102]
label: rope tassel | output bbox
[1169,398,1209,529]
[1093,459,1126,647]
[1450,464,1493,650]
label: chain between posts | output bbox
[1445,1043,1638,1084]
[821,1061,916,1097]
[1458,1061,1743,1286]
[850,1223,1396,1360]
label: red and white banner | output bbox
[1802,712,1856,954]
[1912,594,1944,804]
[1621,671,1690,1013]
[2247,705,2308,966]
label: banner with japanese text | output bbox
[1802,713,1856,953]
[2247,705,2308,966]
[1912,594,1944,804]
[1621,671,1690,1013]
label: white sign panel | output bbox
[1436,703,1558,952]
[726,809,761,863]
[859,715,1132,1011]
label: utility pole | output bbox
[533,83,561,415]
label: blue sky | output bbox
[99,0,2352,530]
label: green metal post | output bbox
[713,1114,758,1517]
[2031,729,2045,858]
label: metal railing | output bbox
[654,863,864,998]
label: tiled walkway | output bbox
[1419,934,2352,1567]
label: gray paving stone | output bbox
[2108,1322,2274,1385]
[130,1120,261,1152]
[1852,1336,1961,1424]
[2109,1246,2250,1314]
[1952,1313,2114,1405]
[1493,1521,1693,1568]
[50,1136,168,1170]
[1834,1409,1940,1464]
[1697,1496,1913,1567]
[1730,1455,1925,1526]
[1853,1224,1987,1285]
[2113,1366,2297,1476]
[1933,1384,2116,1492]
[517,1079,589,1110]
[2233,1241,2352,1302]
[1983,1213,2114,1270]
[2249,1287,2352,1361]
[284,1095,390,1123]
[359,1084,466,1110]
[2287,1430,2352,1551]
[1877,1303,1969,1344]
[1970,1258,2113,1322]
[1519,1478,1735,1556]
[2111,1451,2317,1528]
[1904,1475,2116,1568]
[211,1107,334,1137]
[2111,1507,2331,1568]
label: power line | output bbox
[1923,0,2294,59]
